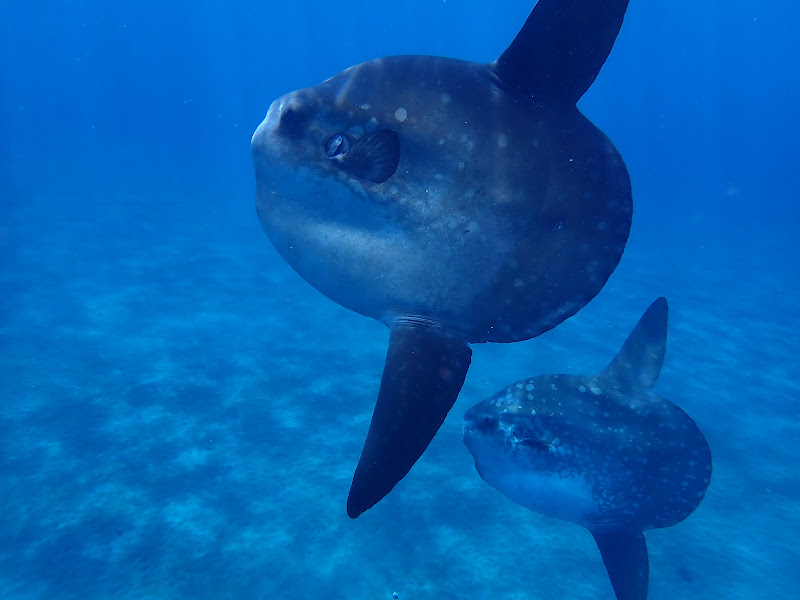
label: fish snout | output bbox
[251,92,310,156]
[250,112,274,164]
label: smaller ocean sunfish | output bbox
[463,298,711,600]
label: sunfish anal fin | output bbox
[346,323,471,518]
[591,528,649,600]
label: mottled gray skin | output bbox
[463,298,712,599]
[251,56,631,343]
[464,371,711,530]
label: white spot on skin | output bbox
[439,138,445,145]
[394,107,408,122]
[550,383,557,391]
[457,161,465,169]
[441,93,451,104]
[525,384,534,391]
[579,385,586,393]
[466,141,474,151]
[498,134,508,148]
[389,186,398,195]
[359,103,371,110]
[366,117,379,130]
[590,387,602,395]
[435,173,443,181]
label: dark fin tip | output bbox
[346,324,471,517]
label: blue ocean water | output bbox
[1,0,798,598]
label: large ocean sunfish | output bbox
[251,0,634,517]
[463,298,712,600]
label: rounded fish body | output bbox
[464,373,712,531]
[252,0,637,518]
[252,56,632,343]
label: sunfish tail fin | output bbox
[493,0,630,102]
[591,528,649,600]
[601,297,668,393]
[347,324,471,518]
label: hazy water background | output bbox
[1,1,798,598]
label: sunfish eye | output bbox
[325,133,350,158]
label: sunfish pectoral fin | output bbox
[346,324,471,518]
[601,297,668,393]
[493,0,630,103]
[331,129,401,184]
[591,528,649,600]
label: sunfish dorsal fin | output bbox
[601,297,668,393]
[591,529,649,600]
[493,0,630,103]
